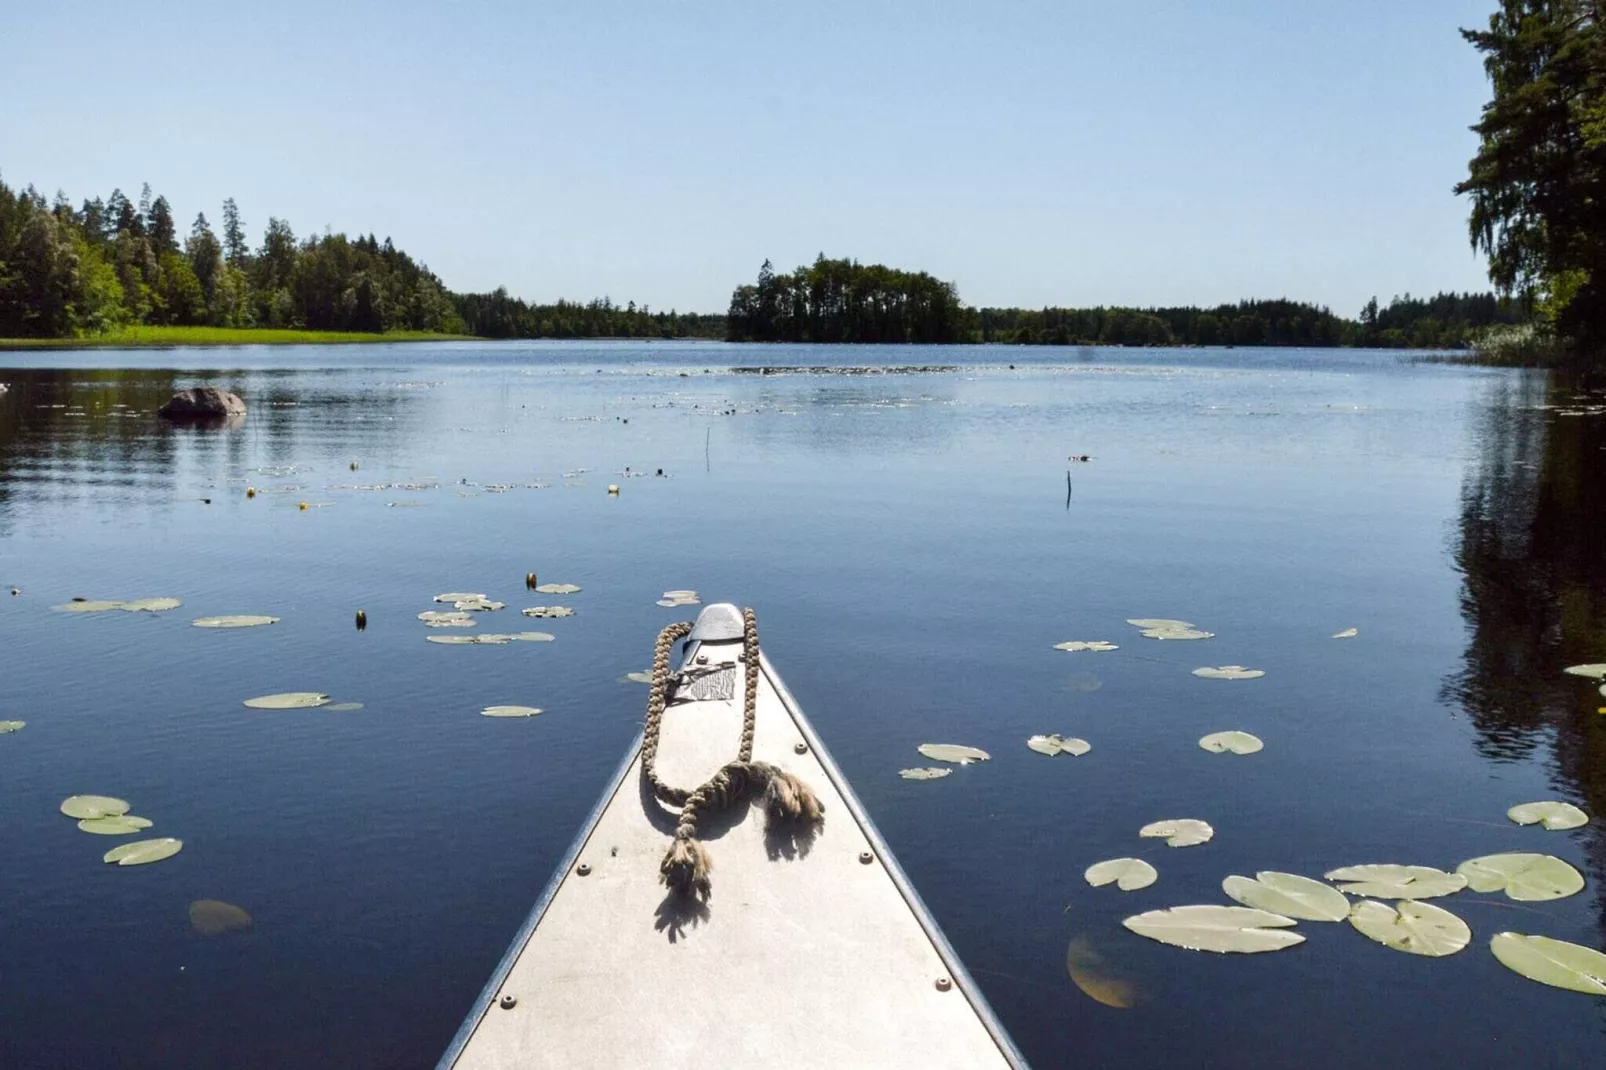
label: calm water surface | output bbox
[0,341,1602,1068]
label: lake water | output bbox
[1,341,1602,1068]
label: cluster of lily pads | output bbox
[418,589,575,646]
[657,589,701,608]
[1562,663,1606,712]
[59,794,183,866]
[1075,798,1600,995]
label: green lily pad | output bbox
[77,815,154,835]
[623,672,653,684]
[1199,731,1264,754]
[535,583,581,595]
[1085,857,1158,891]
[433,592,487,604]
[60,794,130,819]
[1508,800,1590,830]
[53,600,129,612]
[192,615,279,628]
[120,597,182,612]
[418,610,474,623]
[189,899,253,936]
[481,705,543,718]
[1456,853,1585,901]
[1222,872,1349,921]
[510,631,555,642]
[454,598,505,612]
[1127,618,1195,630]
[427,635,479,644]
[1143,627,1215,640]
[1053,641,1118,652]
[658,590,701,607]
[1324,864,1467,899]
[1489,933,1606,996]
[1027,734,1091,757]
[917,743,990,765]
[0,720,24,733]
[1347,899,1470,957]
[1139,819,1214,847]
[898,767,953,780]
[1332,627,1359,639]
[1561,664,1606,680]
[1122,905,1303,954]
[242,692,331,709]
[324,702,365,712]
[1193,666,1265,680]
[523,606,575,618]
[103,837,183,866]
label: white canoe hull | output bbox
[440,605,1026,1069]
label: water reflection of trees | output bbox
[1446,369,1606,925]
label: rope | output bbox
[641,607,825,900]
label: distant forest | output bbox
[729,256,1524,349]
[1,169,1523,350]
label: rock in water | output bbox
[158,388,247,422]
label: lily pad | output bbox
[0,720,24,733]
[1126,618,1195,630]
[899,767,953,780]
[1139,818,1214,848]
[418,610,474,623]
[522,606,575,618]
[658,590,701,607]
[917,743,991,765]
[242,692,331,709]
[1489,932,1606,996]
[454,598,505,612]
[324,702,365,712]
[53,600,128,612]
[192,615,279,628]
[1324,864,1467,899]
[103,838,183,866]
[1561,664,1606,680]
[1122,905,1303,953]
[510,631,555,642]
[77,815,154,835]
[1508,800,1590,830]
[535,583,581,595]
[1223,872,1349,921]
[427,635,479,645]
[1053,641,1118,652]
[1027,734,1091,757]
[1193,666,1266,680]
[1347,899,1470,957]
[1456,853,1585,901]
[120,597,182,612]
[189,899,253,936]
[623,671,653,684]
[1141,627,1215,640]
[1085,857,1158,891]
[60,794,130,819]
[1199,731,1264,755]
[481,705,543,718]
[1332,628,1359,639]
[433,592,487,604]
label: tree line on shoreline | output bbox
[0,170,1521,350]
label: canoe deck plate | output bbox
[442,608,1025,1069]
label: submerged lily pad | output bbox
[1332,628,1359,639]
[324,702,365,712]
[917,743,991,765]
[77,815,154,835]
[522,606,575,618]
[1053,641,1118,652]
[60,795,130,819]
[1456,853,1585,901]
[1508,800,1590,830]
[1192,666,1266,680]
[1085,857,1158,891]
[1489,932,1606,996]
[481,705,543,718]
[1561,664,1606,680]
[53,600,128,612]
[1347,899,1470,957]
[1122,905,1303,953]
[189,899,253,936]
[0,720,24,733]
[623,671,653,684]
[1199,731,1264,754]
[1324,864,1467,899]
[242,692,331,709]
[1139,819,1214,848]
[535,583,582,595]
[1223,872,1349,921]
[120,597,182,612]
[1066,934,1147,1009]
[192,615,279,628]
[103,838,183,866]
[899,767,953,780]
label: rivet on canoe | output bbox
[794,742,808,754]
[858,851,874,865]
[935,977,952,992]
[576,863,592,876]
[498,994,517,1010]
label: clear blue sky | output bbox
[2,1,1498,316]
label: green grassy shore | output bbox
[0,326,477,350]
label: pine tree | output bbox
[221,197,247,266]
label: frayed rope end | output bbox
[660,834,713,901]
[764,768,826,825]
